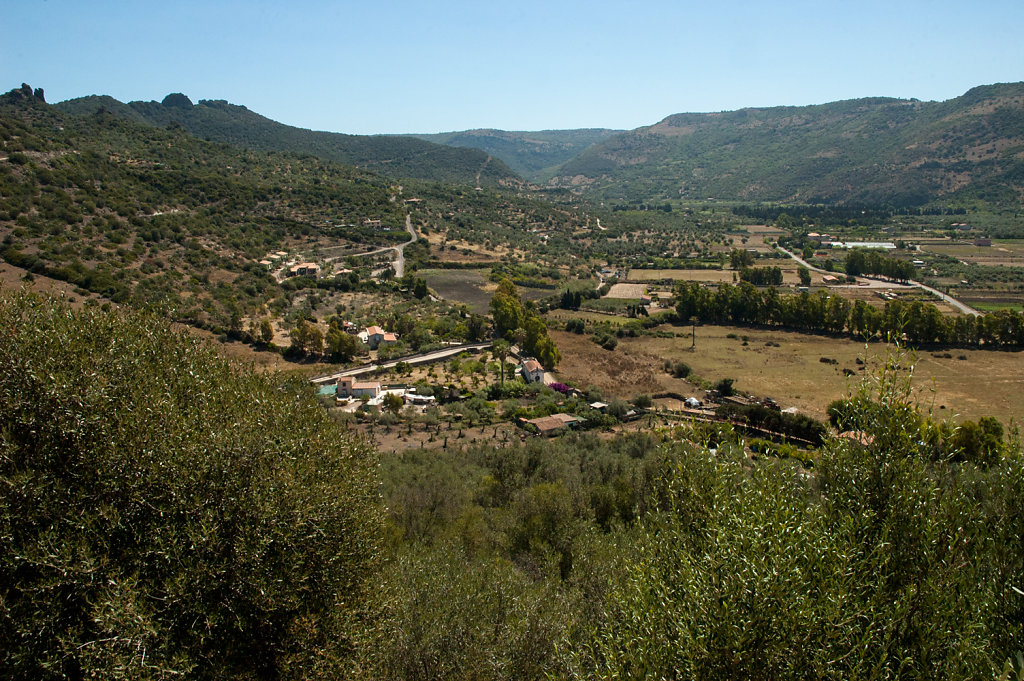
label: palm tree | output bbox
[493,339,510,385]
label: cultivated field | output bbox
[724,233,774,252]
[604,282,648,298]
[742,224,786,235]
[626,269,732,282]
[419,268,495,313]
[549,324,1024,425]
[919,240,1024,267]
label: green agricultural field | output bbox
[965,299,1024,312]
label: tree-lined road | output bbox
[775,246,980,316]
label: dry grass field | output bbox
[626,269,732,282]
[725,234,774,252]
[627,265,822,286]
[549,324,1024,425]
[742,224,786,235]
[0,262,103,307]
[605,282,648,298]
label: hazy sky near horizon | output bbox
[4,0,1023,135]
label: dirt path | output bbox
[393,213,417,278]
[474,156,492,190]
[275,212,418,282]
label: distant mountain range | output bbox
[56,94,520,187]
[545,83,1024,208]
[409,128,622,183]
[53,83,1024,209]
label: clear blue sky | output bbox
[3,0,1023,135]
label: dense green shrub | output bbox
[564,355,1024,679]
[0,292,380,679]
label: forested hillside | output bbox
[0,84,610,334]
[551,83,1024,208]
[411,128,622,182]
[57,93,520,186]
[0,84,410,329]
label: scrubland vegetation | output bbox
[4,81,1024,679]
[3,289,1024,679]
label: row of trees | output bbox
[844,247,917,281]
[674,280,1024,347]
[738,265,784,286]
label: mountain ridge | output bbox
[548,82,1024,208]
[56,93,521,187]
[45,81,1024,209]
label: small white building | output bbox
[365,325,398,350]
[519,358,545,384]
[829,242,897,250]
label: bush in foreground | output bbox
[0,292,380,679]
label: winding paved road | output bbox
[274,213,418,282]
[393,213,417,279]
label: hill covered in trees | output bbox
[549,82,1024,209]
[57,92,520,187]
[411,128,622,183]
[0,84,413,328]
[1,84,601,332]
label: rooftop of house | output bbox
[522,359,543,372]
[338,376,380,390]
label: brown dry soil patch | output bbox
[0,262,104,308]
[605,282,647,299]
[549,325,1024,425]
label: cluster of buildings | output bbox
[288,262,320,277]
[258,251,290,268]
[256,251,322,278]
